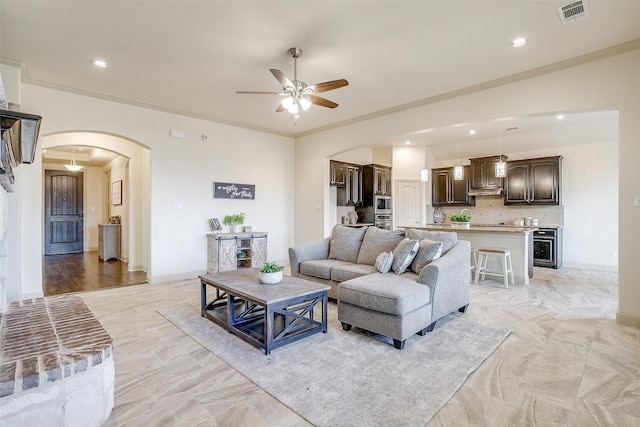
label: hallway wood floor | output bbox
[43,251,148,296]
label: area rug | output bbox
[158,303,510,426]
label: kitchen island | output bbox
[409,224,537,285]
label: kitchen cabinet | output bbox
[431,166,475,207]
[98,224,120,261]
[470,155,507,191]
[336,165,362,206]
[360,164,392,206]
[207,232,268,273]
[504,156,562,205]
[329,160,346,187]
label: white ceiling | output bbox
[1,1,638,159]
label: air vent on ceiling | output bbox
[557,0,590,24]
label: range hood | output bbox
[1,108,43,192]
[468,188,503,196]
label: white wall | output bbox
[9,84,294,301]
[295,49,640,327]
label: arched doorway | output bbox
[41,132,151,295]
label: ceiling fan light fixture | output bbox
[299,97,312,111]
[287,103,299,115]
[281,97,294,109]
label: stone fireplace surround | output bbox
[0,294,114,426]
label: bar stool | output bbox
[474,247,514,288]
[470,246,478,274]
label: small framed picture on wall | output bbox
[112,180,122,205]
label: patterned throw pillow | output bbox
[410,239,443,274]
[375,252,394,273]
[391,238,419,274]
[328,225,367,263]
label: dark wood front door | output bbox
[44,169,84,254]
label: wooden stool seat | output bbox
[474,247,514,288]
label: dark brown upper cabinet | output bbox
[431,166,475,207]
[329,160,347,187]
[504,156,562,205]
[469,155,508,192]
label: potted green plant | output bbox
[450,213,472,229]
[223,212,246,233]
[259,262,284,285]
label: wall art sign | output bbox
[214,182,255,200]
[112,180,122,205]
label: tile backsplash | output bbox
[431,196,564,227]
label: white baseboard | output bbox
[561,262,618,273]
[616,311,640,328]
[149,270,206,285]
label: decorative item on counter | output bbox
[259,262,284,285]
[433,207,446,224]
[532,218,539,226]
[525,217,533,226]
[343,216,350,224]
[450,213,472,229]
[223,212,246,233]
[512,218,524,226]
[348,211,358,225]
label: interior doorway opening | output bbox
[41,132,151,295]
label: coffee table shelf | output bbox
[200,269,330,355]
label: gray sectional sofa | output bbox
[288,225,471,349]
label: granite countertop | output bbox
[411,224,539,233]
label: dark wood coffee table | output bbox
[200,269,330,355]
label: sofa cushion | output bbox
[392,238,419,274]
[410,239,443,274]
[331,264,378,283]
[356,227,405,265]
[328,225,367,263]
[375,252,394,273]
[339,273,429,316]
[406,229,457,254]
[300,259,352,280]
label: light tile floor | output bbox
[79,267,639,426]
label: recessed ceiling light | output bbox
[90,59,108,68]
[556,114,565,120]
[405,141,411,145]
[468,130,476,135]
[510,38,527,48]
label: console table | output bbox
[206,232,267,273]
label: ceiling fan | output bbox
[236,47,349,116]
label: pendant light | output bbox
[64,148,83,172]
[495,128,506,178]
[453,132,464,180]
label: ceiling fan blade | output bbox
[275,104,286,113]
[270,69,294,88]
[309,79,349,93]
[236,91,284,95]
[309,95,338,109]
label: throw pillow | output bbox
[405,228,457,254]
[328,225,367,263]
[356,227,405,265]
[391,238,419,274]
[410,239,443,274]
[375,252,394,273]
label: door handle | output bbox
[78,213,83,218]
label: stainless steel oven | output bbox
[374,214,392,230]
[374,195,392,214]
[533,227,563,269]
